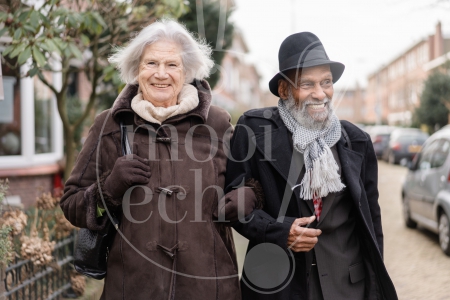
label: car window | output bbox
[431,139,450,169]
[397,134,428,143]
[418,140,440,170]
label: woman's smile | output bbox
[138,40,185,107]
[151,83,171,88]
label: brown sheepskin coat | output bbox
[60,80,241,300]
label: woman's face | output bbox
[138,40,185,107]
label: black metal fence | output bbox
[2,233,75,300]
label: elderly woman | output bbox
[60,20,247,299]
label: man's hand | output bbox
[287,216,321,252]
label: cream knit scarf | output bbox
[131,83,199,124]
[278,99,345,200]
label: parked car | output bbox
[402,127,450,255]
[382,128,428,164]
[368,126,397,159]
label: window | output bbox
[0,72,21,156]
[34,80,54,154]
[335,107,354,118]
[0,60,63,169]
[431,139,450,169]
[418,140,440,170]
[240,80,251,105]
[418,139,450,170]
[389,94,397,109]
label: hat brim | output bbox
[268,61,345,97]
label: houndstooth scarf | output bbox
[278,99,345,200]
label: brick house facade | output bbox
[365,22,450,125]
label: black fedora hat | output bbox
[269,32,345,97]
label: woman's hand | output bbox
[103,154,151,201]
[214,187,258,222]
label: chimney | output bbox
[434,21,444,59]
[429,35,435,61]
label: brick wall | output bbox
[2,174,54,208]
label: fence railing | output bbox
[2,232,76,300]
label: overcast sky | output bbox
[229,0,449,91]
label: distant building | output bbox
[334,85,366,124]
[365,22,450,126]
[260,90,279,108]
[212,29,263,117]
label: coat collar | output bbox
[246,107,295,186]
[336,138,364,207]
[247,108,366,216]
[111,80,212,125]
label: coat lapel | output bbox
[297,166,315,215]
[317,192,336,225]
[306,193,315,214]
[336,137,363,206]
[316,146,340,224]
[254,125,297,187]
[253,123,304,217]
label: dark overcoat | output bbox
[225,107,397,300]
[60,81,241,300]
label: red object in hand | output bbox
[313,194,323,221]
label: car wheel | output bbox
[388,152,396,164]
[402,197,417,229]
[439,212,450,256]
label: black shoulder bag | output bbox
[73,121,131,279]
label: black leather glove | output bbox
[102,154,151,209]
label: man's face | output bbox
[278,65,334,129]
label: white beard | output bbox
[284,87,335,131]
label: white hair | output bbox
[108,19,214,84]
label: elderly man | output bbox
[224,32,398,299]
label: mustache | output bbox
[302,98,330,108]
[285,88,335,130]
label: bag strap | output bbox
[120,121,132,156]
[108,121,131,229]
[341,124,352,150]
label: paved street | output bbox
[379,161,450,300]
[233,160,450,299]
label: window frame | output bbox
[430,139,450,169]
[0,62,63,169]
[417,138,450,171]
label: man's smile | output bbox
[307,103,326,110]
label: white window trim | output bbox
[0,62,63,169]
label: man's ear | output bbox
[278,79,289,100]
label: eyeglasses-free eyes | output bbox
[141,61,183,72]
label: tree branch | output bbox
[53,58,72,131]
[73,36,101,129]
[37,72,59,96]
